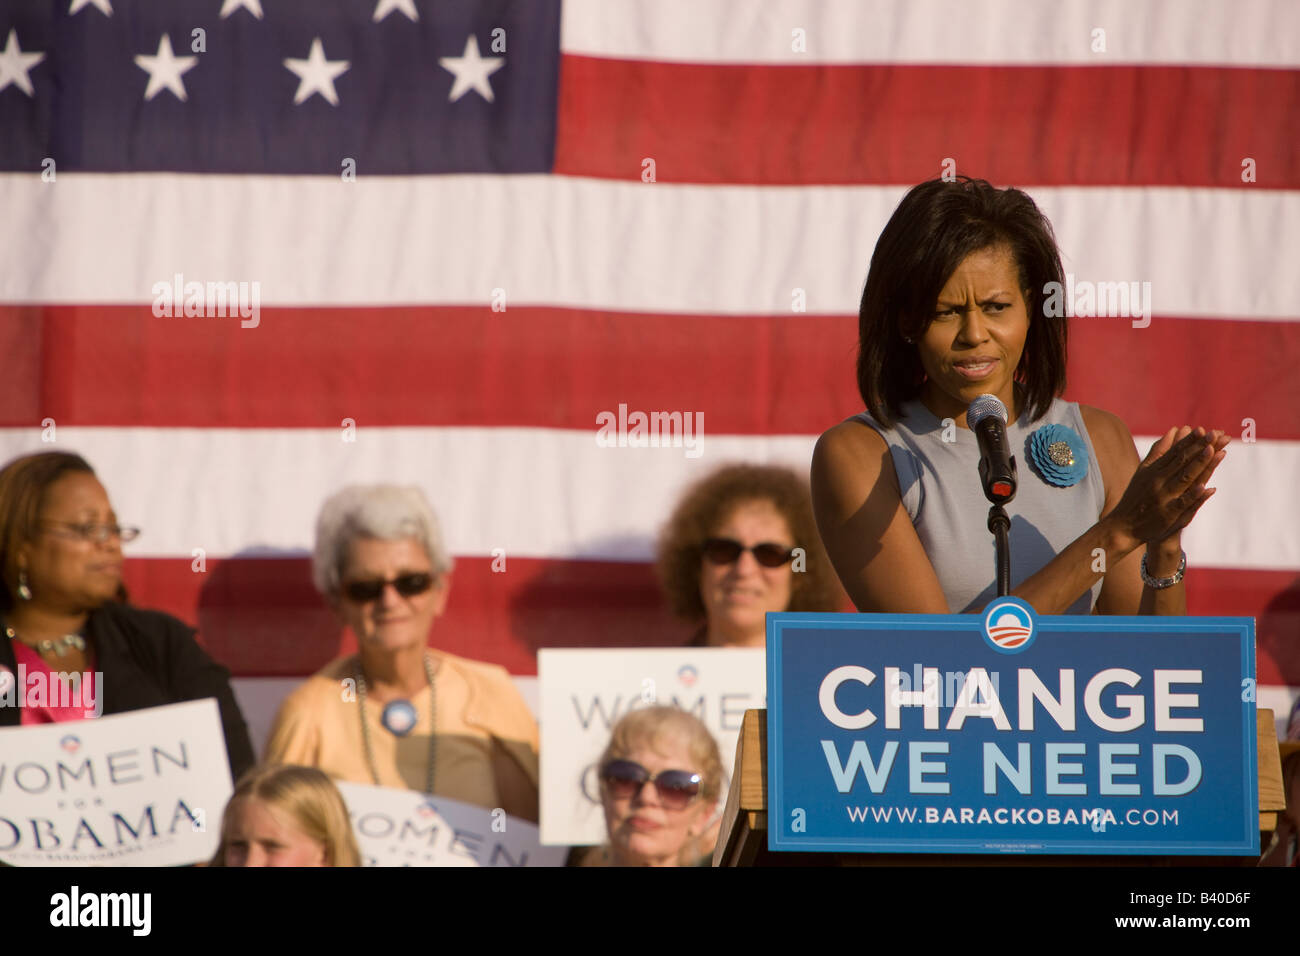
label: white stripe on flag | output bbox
[0,427,1293,570]
[1,175,1296,320]
[560,0,1300,66]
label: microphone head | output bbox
[968,394,1007,428]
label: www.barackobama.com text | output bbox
[845,805,1179,827]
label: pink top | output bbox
[11,641,96,726]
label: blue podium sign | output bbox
[767,600,1257,856]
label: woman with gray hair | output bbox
[263,485,540,821]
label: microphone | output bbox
[968,394,1017,504]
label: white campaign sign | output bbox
[336,781,566,867]
[538,647,765,846]
[0,699,232,867]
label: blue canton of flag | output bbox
[0,0,560,173]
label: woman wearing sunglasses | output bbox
[263,485,540,821]
[0,451,254,780]
[657,464,843,648]
[587,705,723,866]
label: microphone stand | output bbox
[970,393,1018,599]
[987,504,1011,597]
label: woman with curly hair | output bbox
[657,464,843,648]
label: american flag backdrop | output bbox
[1,0,1297,750]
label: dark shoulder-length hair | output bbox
[856,176,1068,427]
[0,451,96,611]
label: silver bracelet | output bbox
[1140,549,1186,589]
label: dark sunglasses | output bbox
[600,760,702,810]
[701,537,794,568]
[341,572,435,603]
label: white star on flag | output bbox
[0,30,44,97]
[373,0,419,23]
[439,35,504,103]
[284,38,350,106]
[134,34,198,102]
[219,0,264,19]
[68,0,112,15]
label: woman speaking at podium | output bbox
[811,177,1229,616]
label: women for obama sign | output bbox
[0,700,232,866]
[335,781,566,867]
[767,600,1257,856]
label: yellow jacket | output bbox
[264,648,540,822]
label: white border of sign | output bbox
[538,647,765,846]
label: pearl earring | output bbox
[16,571,32,601]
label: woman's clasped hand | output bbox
[1105,426,1229,553]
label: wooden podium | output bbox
[713,708,1287,867]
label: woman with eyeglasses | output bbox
[586,705,723,867]
[263,485,540,821]
[657,464,843,648]
[0,451,254,779]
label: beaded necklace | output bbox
[355,652,437,795]
[3,624,86,657]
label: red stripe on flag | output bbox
[120,556,1299,683]
[4,307,1297,440]
[1063,316,1300,440]
[1184,566,1300,690]
[555,58,1300,187]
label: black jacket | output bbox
[0,601,255,781]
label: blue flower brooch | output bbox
[1026,424,1088,487]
